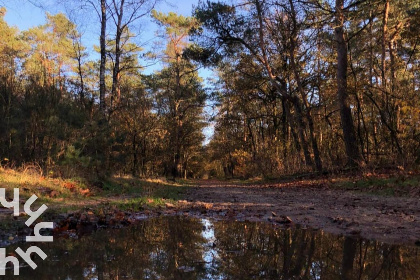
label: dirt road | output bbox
[184,180,420,245]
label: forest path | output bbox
[184,179,420,245]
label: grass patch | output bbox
[0,168,191,215]
[331,175,420,197]
[107,182,188,211]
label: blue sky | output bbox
[2,0,213,76]
[3,0,199,27]
[3,0,200,63]
[2,0,216,143]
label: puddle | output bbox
[2,216,419,279]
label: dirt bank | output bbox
[181,179,420,245]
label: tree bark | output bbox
[111,0,124,107]
[254,0,313,169]
[132,132,137,176]
[292,98,314,168]
[75,40,86,106]
[388,35,403,157]
[99,0,107,114]
[335,0,361,166]
[288,0,322,172]
[381,0,389,89]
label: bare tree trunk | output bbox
[335,0,361,166]
[292,98,314,169]
[76,44,85,106]
[288,0,322,172]
[254,0,313,168]
[172,57,182,178]
[381,0,389,89]
[132,132,137,176]
[388,37,403,157]
[111,0,124,107]
[349,43,369,162]
[99,0,107,114]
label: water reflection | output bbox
[3,216,420,279]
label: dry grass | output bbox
[0,167,190,214]
[0,168,93,201]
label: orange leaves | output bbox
[63,182,76,191]
[63,181,93,196]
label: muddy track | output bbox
[184,180,420,245]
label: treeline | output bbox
[195,0,420,177]
[1,0,419,180]
[0,5,206,179]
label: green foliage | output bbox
[0,7,207,179]
[62,145,90,168]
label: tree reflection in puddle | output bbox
[4,216,420,279]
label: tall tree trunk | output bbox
[75,41,86,106]
[254,0,312,168]
[172,56,182,178]
[111,0,124,107]
[292,98,314,169]
[288,0,322,172]
[388,35,403,157]
[132,132,137,176]
[99,0,107,114]
[349,43,369,162]
[335,0,361,166]
[381,0,389,89]
[283,98,303,166]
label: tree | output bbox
[196,0,420,175]
[72,0,109,113]
[334,0,362,166]
[0,7,27,162]
[108,0,156,108]
[193,0,321,170]
[150,11,206,178]
[0,0,419,178]
[100,0,107,113]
